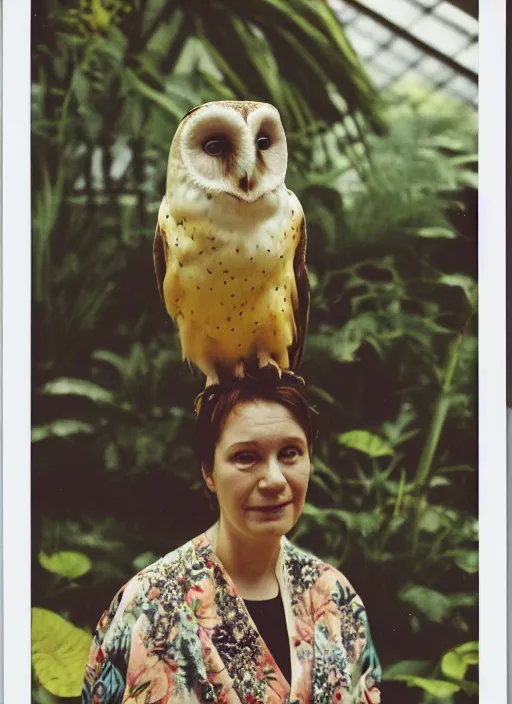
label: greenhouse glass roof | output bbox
[330,0,478,108]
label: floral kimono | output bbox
[83,533,381,703]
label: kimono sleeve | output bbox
[339,578,382,704]
[322,565,381,703]
[82,583,134,704]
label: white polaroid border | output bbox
[3,0,32,700]
[1,0,505,702]
[478,0,507,701]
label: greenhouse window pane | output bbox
[396,67,437,90]
[344,30,382,59]
[410,0,439,6]
[408,14,468,55]
[354,0,422,28]
[418,56,455,82]
[388,37,423,63]
[350,14,394,43]
[373,50,410,75]
[331,0,478,107]
[451,89,478,107]
[434,1,478,36]
[368,65,394,89]
[329,0,358,23]
[448,74,479,102]
[456,43,479,73]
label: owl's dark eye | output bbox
[203,137,229,157]
[256,134,271,150]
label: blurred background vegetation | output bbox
[31,0,478,702]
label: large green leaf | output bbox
[447,592,477,609]
[32,420,96,443]
[438,274,477,311]
[399,585,452,623]
[394,676,460,697]
[383,659,433,679]
[39,551,92,580]
[454,550,478,574]
[440,642,478,692]
[453,641,479,659]
[337,430,394,458]
[301,503,380,537]
[32,608,91,697]
[132,551,159,572]
[123,68,185,120]
[441,652,467,681]
[41,378,114,404]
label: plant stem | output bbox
[411,330,465,553]
[394,468,406,518]
[414,332,464,488]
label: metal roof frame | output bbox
[341,0,477,84]
[332,0,478,108]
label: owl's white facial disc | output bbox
[177,102,288,203]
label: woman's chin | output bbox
[244,513,295,538]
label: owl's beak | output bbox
[236,150,256,194]
[238,173,252,193]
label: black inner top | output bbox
[243,593,292,684]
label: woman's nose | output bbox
[259,457,287,491]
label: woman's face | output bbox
[203,400,311,543]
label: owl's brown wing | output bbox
[289,215,310,371]
[153,223,168,304]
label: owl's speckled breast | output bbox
[159,180,304,374]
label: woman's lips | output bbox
[248,501,291,513]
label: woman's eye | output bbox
[203,137,229,157]
[256,134,270,150]
[280,446,303,461]
[232,451,258,465]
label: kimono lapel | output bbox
[278,538,317,704]
[196,533,292,704]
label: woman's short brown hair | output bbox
[193,372,317,476]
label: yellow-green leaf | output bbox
[32,608,91,697]
[337,430,394,458]
[38,551,92,580]
[395,675,460,697]
[454,641,479,662]
[416,227,456,239]
[441,651,467,681]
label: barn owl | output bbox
[153,100,309,387]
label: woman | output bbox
[82,375,382,703]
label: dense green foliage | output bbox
[32,1,478,701]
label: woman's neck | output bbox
[207,521,281,600]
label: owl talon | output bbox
[194,391,205,415]
[233,362,246,379]
[257,356,282,380]
[260,358,280,372]
[205,374,220,388]
[282,369,306,385]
